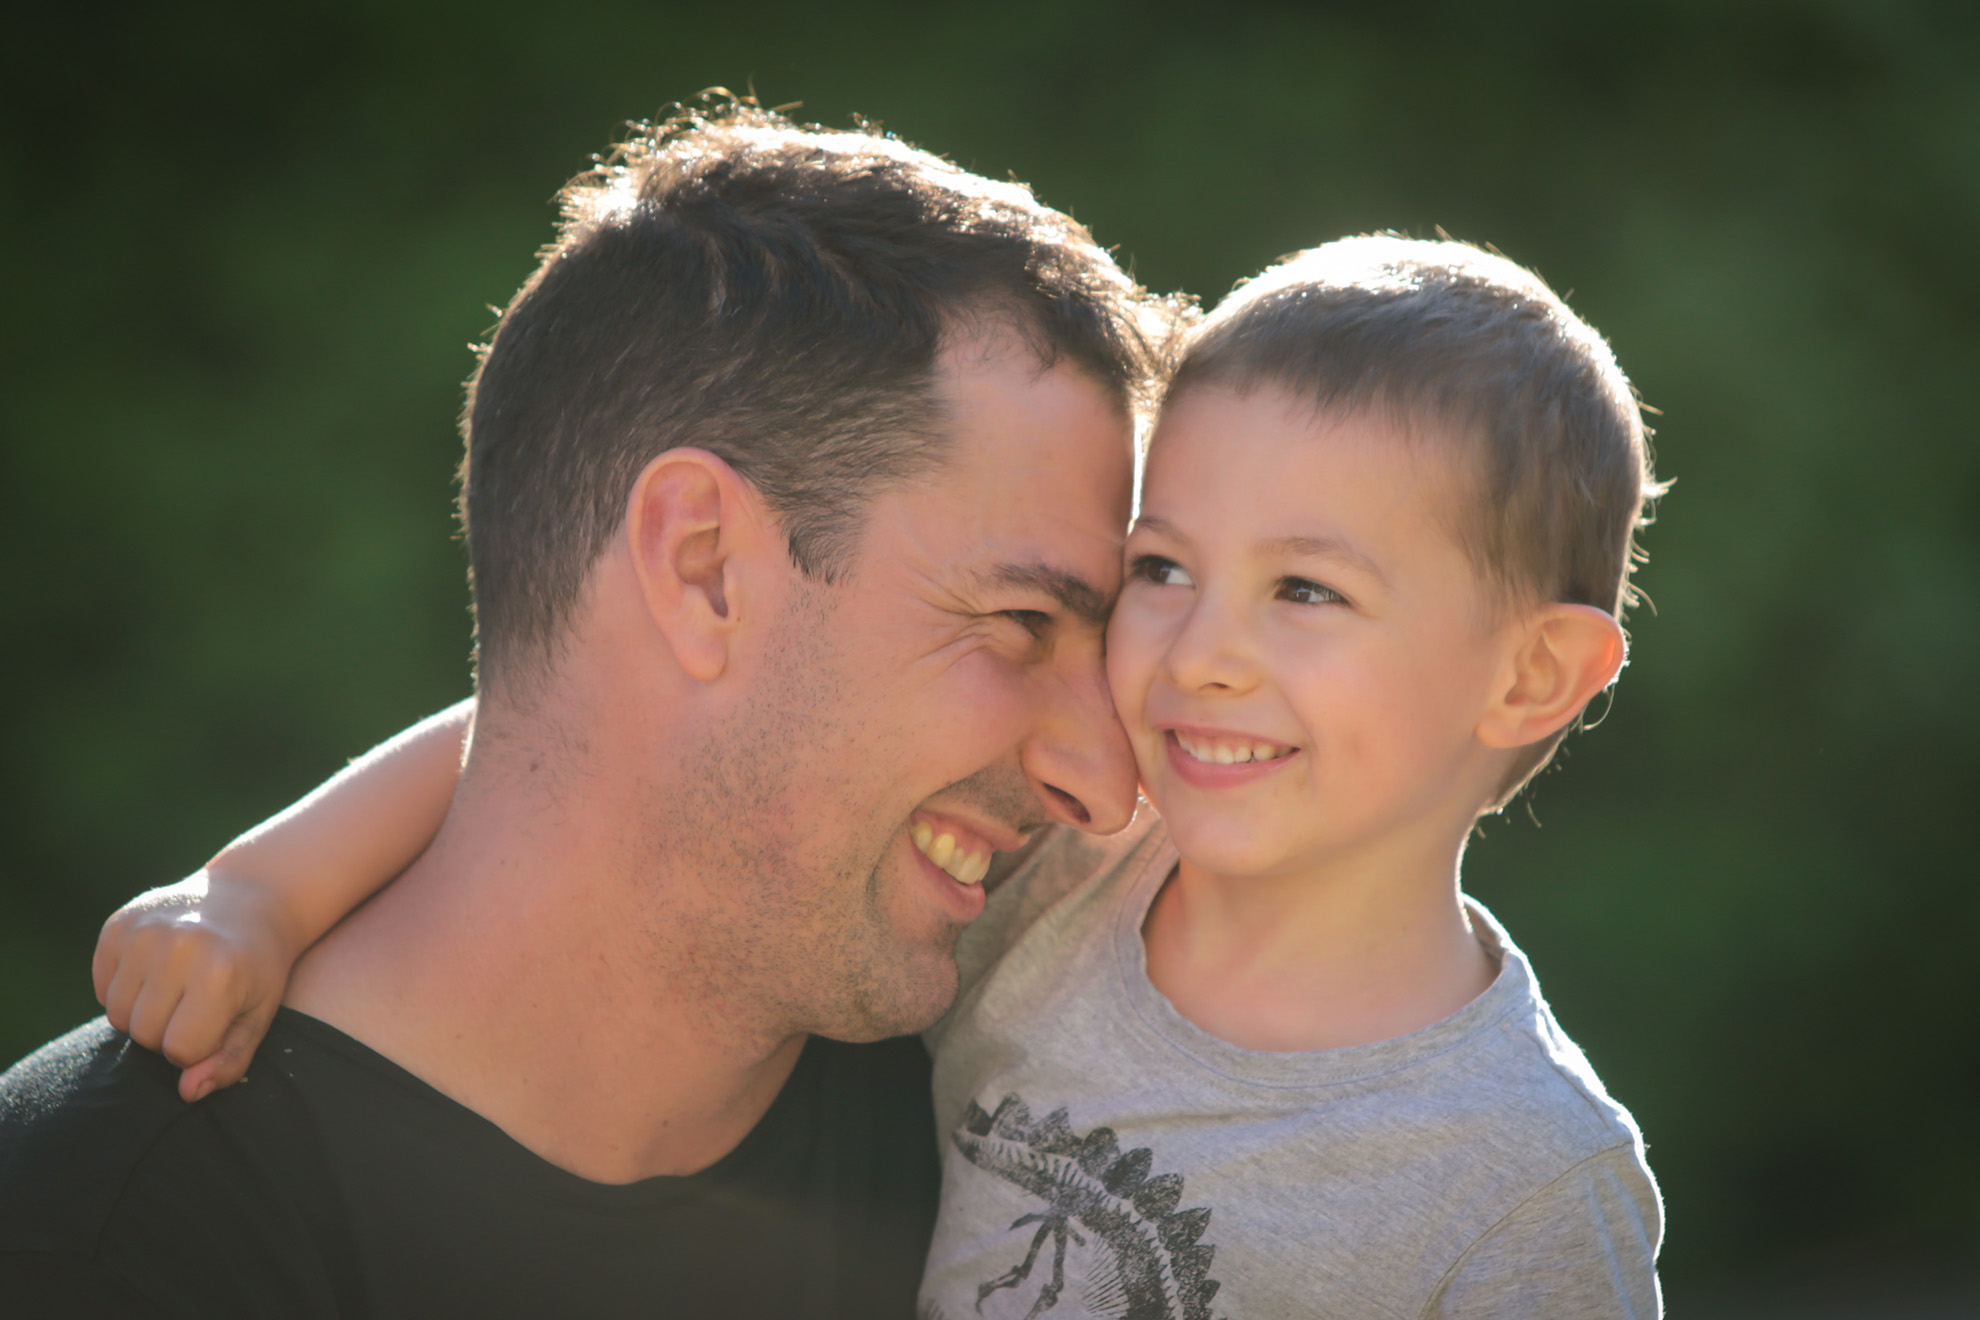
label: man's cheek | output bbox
[925,652,1036,746]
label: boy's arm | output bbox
[93,699,474,1102]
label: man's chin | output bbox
[819,947,961,1043]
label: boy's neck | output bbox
[1141,823,1497,1054]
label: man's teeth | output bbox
[1173,731,1293,765]
[911,821,991,886]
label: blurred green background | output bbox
[4,1,1975,1312]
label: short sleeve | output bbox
[1425,1143,1663,1319]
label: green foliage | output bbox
[4,0,1975,1302]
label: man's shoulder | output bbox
[0,1014,355,1316]
[0,1019,190,1253]
[0,1017,178,1129]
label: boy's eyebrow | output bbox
[1130,514,1190,545]
[1136,515,1390,587]
[980,562,1115,628]
[1258,534,1390,586]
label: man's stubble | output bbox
[642,584,964,1045]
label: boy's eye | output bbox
[1278,576,1344,606]
[1129,554,1194,588]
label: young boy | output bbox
[94,236,1664,1316]
[916,237,1664,1318]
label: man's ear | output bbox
[623,448,776,684]
[1476,604,1627,750]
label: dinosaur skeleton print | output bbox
[928,1093,1225,1320]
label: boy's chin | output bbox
[1161,809,1296,881]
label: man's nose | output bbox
[1022,647,1139,836]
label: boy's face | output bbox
[1108,385,1522,881]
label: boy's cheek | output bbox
[1103,613,1154,719]
[1123,731,1170,790]
[1101,653,1179,802]
[1108,621,1164,744]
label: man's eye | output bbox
[1129,555,1193,588]
[1001,609,1053,638]
[1279,577,1344,606]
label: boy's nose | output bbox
[1161,593,1260,696]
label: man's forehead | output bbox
[872,329,1133,606]
[932,322,1132,438]
[932,348,1133,493]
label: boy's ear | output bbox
[623,448,778,684]
[1476,604,1627,750]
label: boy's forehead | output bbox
[1145,385,1474,514]
[1140,384,1501,594]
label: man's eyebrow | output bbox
[983,563,1115,628]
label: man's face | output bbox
[693,329,1139,1042]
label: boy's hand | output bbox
[93,870,293,1104]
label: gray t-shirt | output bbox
[921,816,1662,1319]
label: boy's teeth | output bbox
[1175,732,1290,765]
[910,822,991,885]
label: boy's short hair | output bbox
[1168,235,1666,805]
[463,94,1176,696]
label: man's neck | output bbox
[285,744,807,1184]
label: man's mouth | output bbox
[910,820,992,886]
[1171,729,1297,765]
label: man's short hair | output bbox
[1167,235,1667,804]
[461,94,1176,692]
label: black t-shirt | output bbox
[0,1011,939,1318]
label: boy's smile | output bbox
[1163,726,1299,788]
[1109,384,1521,886]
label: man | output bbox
[0,97,1172,1316]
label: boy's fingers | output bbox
[94,906,145,1003]
[100,956,148,1034]
[214,1007,274,1087]
[102,924,176,1026]
[124,980,186,1052]
[91,937,121,1006]
[160,955,256,1067]
[177,1052,226,1104]
[179,1004,278,1103]
[159,1002,230,1070]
